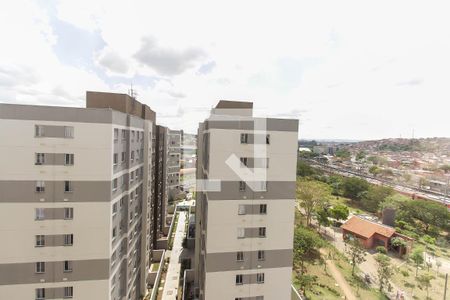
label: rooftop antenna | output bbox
[128,83,138,100]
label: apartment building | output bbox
[194,100,298,299]
[168,129,183,200]
[0,92,156,300]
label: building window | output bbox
[112,227,117,239]
[64,181,73,192]
[130,172,135,183]
[113,153,118,165]
[259,204,267,214]
[64,260,73,272]
[36,181,45,192]
[36,288,45,300]
[35,125,44,137]
[237,228,245,239]
[235,274,243,285]
[35,262,45,273]
[35,153,45,165]
[35,208,45,220]
[256,273,265,283]
[258,227,266,238]
[112,203,118,214]
[64,286,73,298]
[236,251,244,261]
[113,179,118,191]
[240,133,249,144]
[258,181,268,192]
[114,128,119,142]
[64,154,74,165]
[131,131,135,142]
[239,181,246,192]
[122,129,126,142]
[64,126,74,138]
[121,152,126,163]
[131,151,135,162]
[64,208,73,220]
[35,235,45,247]
[238,205,246,215]
[240,157,248,167]
[258,250,265,261]
[266,134,270,144]
[64,234,73,246]
[136,149,140,161]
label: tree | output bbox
[330,204,349,222]
[369,166,381,176]
[375,254,393,292]
[416,274,434,299]
[336,149,351,159]
[356,151,366,161]
[439,164,450,174]
[345,238,366,276]
[342,177,369,201]
[297,180,330,226]
[293,226,324,272]
[297,274,318,298]
[402,200,450,233]
[410,248,424,277]
[361,185,393,213]
[297,160,316,177]
[315,209,331,232]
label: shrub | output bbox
[401,270,410,277]
[376,246,387,254]
[422,235,436,245]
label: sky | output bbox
[1,0,449,140]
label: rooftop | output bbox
[215,100,253,109]
[341,215,396,239]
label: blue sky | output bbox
[1,0,449,139]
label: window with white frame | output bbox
[35,153,45,165]
[64,234,73,246]
[64,126,74,138]
[240,133,249,144]
[114,128,119,142]
[256,273,265,283]
[121,152,125,163]
[63,260,72,272]
[36,181,45,192]
[64,181,72,192]
[122,129,126,141]
[259,204,267,214]
[113,179,118,191]
[35,235,45,247]
[131,151,134,162]
[112,227,117,239]
[236,251,244,261]
[239,181,246,192]
[35,288,45,300]
[113,153,118,165]
[258,227,266,238]
[258,250,265,261]
[64,154,74,165]
[240,157,248,167]
[238,204,246,215]
[35,262,45,273]
[237,228,245,239]
[35,208,45,220]
[35,125,44,137]
[64,208,73,220]
[112,203,118,214]
[64,286,73,298]
[235,274,243,285]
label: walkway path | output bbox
[320,249,357,300]
[162,212,187,300]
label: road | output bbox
[162,212,187,300]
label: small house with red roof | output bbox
[341,216,413,255]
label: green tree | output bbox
[293,226,324,272]
[369,165,381,176]
[361,185,393,212]
[330,204,349,221]
[416,274,434,299]
[336,149,351,159]
[345,238,367,276]
[356,151,366,161]
[297,180,330,226]
[297,160,316,177]
[316,209,331,232]
[403,200,450,233]
[410,248,424,277]
[342,177,370,201]
[297,274,318,298]
[375,254,393,292]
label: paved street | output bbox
[162,212,187,300]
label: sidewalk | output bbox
[162,212,187,300]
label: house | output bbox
[341,216,413,255]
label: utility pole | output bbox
[444,273,448,300]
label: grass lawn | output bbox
[391,264,447,300]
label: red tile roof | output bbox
[341,216,396,239]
